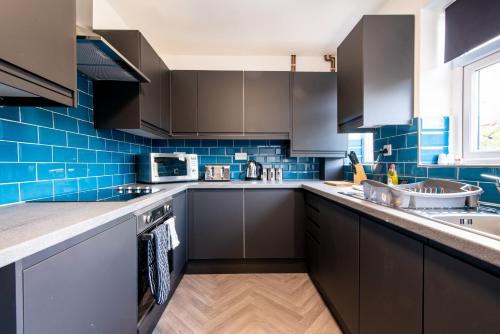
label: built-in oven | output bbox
[137,153,199,183]
[135,199,174,334]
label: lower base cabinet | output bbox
[424,246,500,334]
[172,191,188,281]
[23,217,137,334]
[359,217,423,334]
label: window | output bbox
[462,51,500,164]
[347,133,373,164]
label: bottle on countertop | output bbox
[387,163,398,185]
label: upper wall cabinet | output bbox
[0,0,76,107]
[244,71,290,135]
[291,72,347,157]
[92,30,169,138]
[337,15,414,133]
[171,70,198,134]
[198,71,243,134]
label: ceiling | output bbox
[99,0,388,56]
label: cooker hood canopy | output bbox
[76,0,150,83]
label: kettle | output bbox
[245,160,262,180]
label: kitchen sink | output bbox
[430,213,500,241]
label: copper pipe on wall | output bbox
[291,55,296,72]
[324,55,336,72]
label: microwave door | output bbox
[154,157,188,179]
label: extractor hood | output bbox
[76,0,149,83]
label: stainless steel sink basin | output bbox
[431,213,500,240]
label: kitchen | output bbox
[0,0,499,333]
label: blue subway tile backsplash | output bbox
[0,72,150,204]
[346,117,500,205]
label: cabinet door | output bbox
[244,71,290,134]
[424,246,500,334]
[359,217,423,334]
[319,201,359,334]
[291,72,347,156]
[23,218,137,334]
[160,60,171,133]
[171,70,198,133]
[198,71,243,133]
[172,191,187,280]
[140,36,162,128]
[305,232,321,283]
[189,190,244,259]
[244,189,295,258]
[0,0,76,92]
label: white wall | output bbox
[92,0,129,29]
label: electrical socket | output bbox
[383,144,392,156]
[234,152,248,161]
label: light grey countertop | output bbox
[1,180,499,268]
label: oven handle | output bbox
[139,214,174,241]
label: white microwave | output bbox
[137,153,199,183]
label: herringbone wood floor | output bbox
[154,273,342,334]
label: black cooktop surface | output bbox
[29,186,158,202]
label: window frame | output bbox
[461,50,500,165]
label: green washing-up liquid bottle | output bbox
[387,163,398,185]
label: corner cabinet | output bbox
[93,30,169,138]
[291,72,347,157]
[337,15,414,132]
[0,0,76,107]
[22,216,137,334]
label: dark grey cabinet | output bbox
[188,189,244,259]
[172,191,188,280]
[0,0,76,106]
[171,70,198,134]
[93,30,168,138]
[244,189,296,258]
[320,202,359,334]
[291,72,347,157]
[198,71,243,133]
[424,246,500,334]
[337,15,414,132]
[160,60,171,133]
[359,217,422,334]
[23,217,137,334]
[244,71,290,135]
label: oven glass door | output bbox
[153,156,189,178]
[137,218,174,324]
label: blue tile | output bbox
[77,73,90,93]
[459,167,498,182]
[112,152,124,163]
[200,156,217,164]
[201,139,217,147]
[39,128,66,146]
[428,167,457,179]
[77,91,93,109]
[124,174,135,184]
[89,137,106,150]
[169,139,185,147]
[112,174,125,186]
[97,176,113,188]
[19,144,52,162]
[119,142,131,153]
[104,164,119,175]
[406,133,418,148]
[54,113,78,132]
[53,147,77,163]
[38,163,66,180]
[112,130,125,141]
[479,182,500,204]
[20,181,53,200]
[69,105,90,121]
[420,148,448,165]
[404,163,428,177]
[183,139,200,147]
[20,107,53,127]
[0,141,18,161]
[0,184,19,204]
[66,164,87,178]
[97,151,112,163]
[420,132,449,147]
[216,156,232,163]
[54,179,78,195]
[79,177,97,191]
[87,164,105,176]
[67,133,88,148]
[96,128,113,139]
[124,154,135,163]
[78,149,97,163]
[0,106,20,121]
[42,106,67,115]
[381,125,397,138]
[388,135,406,149]
[234,140,250,147]
[218,140,234,147]
[78,120,96,136]
[209,147,225,155]
[0,120,38,143]
[396,121,418,135]
[193,147,209,155]
[397,147,417,162]
[0,163,36,182]
[105,140,119,152]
